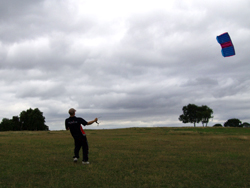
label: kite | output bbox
[216,32,235,57]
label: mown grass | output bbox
[0,127,250,188]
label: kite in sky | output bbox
[216,32,235,57]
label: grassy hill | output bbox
[1,127,250,188]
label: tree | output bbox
[179,104,214,127]
[12,116,21,131]
[20,108,48,130]
[0,117,21,131]
[242,122,250,128]
[0,118,13,131]
[224,118,242,127]
[179,104,201,127]
[0,108,48,131]
[198,105,213,127]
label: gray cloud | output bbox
[0,0,250,130]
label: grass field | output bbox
[0,127,250,188]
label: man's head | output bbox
[68,108,76,116]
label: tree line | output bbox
[0,108,48,131]
[179,104,250,127]
[214,119,250,128]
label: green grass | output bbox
[1,127,250,188]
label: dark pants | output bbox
[73,136,89,162]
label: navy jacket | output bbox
[65,116,88,139]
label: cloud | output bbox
[0,0,250,130]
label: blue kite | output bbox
[216,32,235,57]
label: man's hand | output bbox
[94,118,98,123]
[87,118,99,125]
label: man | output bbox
[65,108,98,164]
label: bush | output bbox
[242,122,250,128]
[224,118,242,127]
[213,124,223,127]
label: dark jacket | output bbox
[65,116,88,139]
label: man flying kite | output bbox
[65,108,98,164]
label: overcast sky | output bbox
[0,0,249,130]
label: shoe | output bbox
[82,161,90,165]
[73,157,78,163]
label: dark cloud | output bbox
[0,0,249,130]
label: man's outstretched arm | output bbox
[87,118,98,125]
